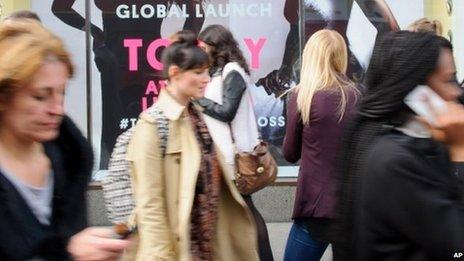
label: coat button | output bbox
[175,158,180,164]
[176,236,180,242]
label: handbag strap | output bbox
[220,65,238,149]
[228,122,238,154]
[221,64,263,150]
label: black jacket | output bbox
[355,131,464,261]
[0,116,93,260]
[197,70,246,122]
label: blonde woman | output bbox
[282,29,359,261]
[407,18,443,35]
[0,21,129,260]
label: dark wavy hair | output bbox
[198,24,250,76]
[161,30,209,79]
[334,31,453,260]
[5,10,41,22]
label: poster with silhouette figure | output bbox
[51,1,209,176]
[25,0,452,178]
[48,0,291,178]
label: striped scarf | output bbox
[188,103,222,261]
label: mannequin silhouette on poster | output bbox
[52,0,205,169]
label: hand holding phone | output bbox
[404,85,447,126]
[405,85,464,160]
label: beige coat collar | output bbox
[155,89,186,121]
[150,89,204,122]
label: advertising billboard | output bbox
[1,0,461,179]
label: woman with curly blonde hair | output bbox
[408,17,443,35]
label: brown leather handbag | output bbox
[234,141,278,195]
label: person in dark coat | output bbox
[0,20,129,260]
[335,31,464,261]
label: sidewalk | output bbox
[267,223,332,261]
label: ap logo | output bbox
[454,252,463,258]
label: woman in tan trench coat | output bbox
[126,32,259,261]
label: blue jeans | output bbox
[283,221,329,261]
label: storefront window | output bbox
[1,0,462,179]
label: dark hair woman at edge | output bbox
[3,10,41,22]
[197,24,274,261]
[334,31,464,261]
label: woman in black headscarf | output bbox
[334,31,464,261]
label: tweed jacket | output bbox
[126,89,259,261]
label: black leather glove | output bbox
[256,65,294,98]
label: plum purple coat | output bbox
[283,89,358,219]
